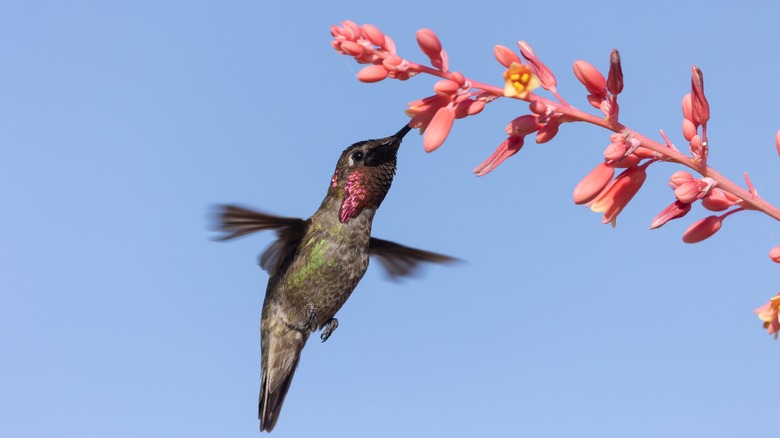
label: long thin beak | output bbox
[393,123,412,139]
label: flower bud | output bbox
[494,45,521,68]
[682,119,697,142]
[573,60,607,99]
[529,100,547,115]
[604,141,628,161]
[776,129,780,158]
[674,180,701,204]
[669,171,694,188]
[608,153,641,168]
[361,24,385,46]
[607,49,623,95]
[505,115,540,137]
[691,66,710,125]
[701,189,734,211]
[770,246,780,263]
[518,40,556,90]
[357,65,389,82]
[682,215,722,243]
[433,79,460,96]
[650,200,691,229]
[573,162,615,205]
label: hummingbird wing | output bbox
[212,205,307,275]
[368,237,459,279]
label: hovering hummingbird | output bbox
[213,124,456,432]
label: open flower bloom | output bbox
[589,163,649,226]
[755,293,780,339]
[503,62,541,99]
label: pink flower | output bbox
[406,95,449,133]
[517,41,556,92]
[674,180,704,204]
[494,45,521,68]
[682,215,722,243]
[690,134,708,168]
[754,292,780,339]
[416,28,448,71]
[573,60,607,100]
[650,200,691,229]
[573,162,615,205]
[669,170,694,188]
[503,62,541,99]
[701,188,737,212]
[776,129,780,158]
[505,115,540,137]
[423,106,455,152]
[357,65,389,83]
[589,162,649,226]
[769,246,780,263]
[473,136,524,176]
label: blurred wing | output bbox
[368,237,459,279]
[212,205,306,274]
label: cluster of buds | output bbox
[330,21,415,81]
[331,21,780,340]
[572,50,623,121]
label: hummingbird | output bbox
[213,124,456,432]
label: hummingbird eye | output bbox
[351,151,364,162]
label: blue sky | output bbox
[3,1,780,437]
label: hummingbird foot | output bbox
[304,304,318,332]
[320,318,339,342]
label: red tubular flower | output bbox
[517,41,557,91]
[573,162,615,205]
[754,293,780,339]
[682,215,722,243]
[590,163,649,226]
[650,200,691,229]
[423,106,455,152]
[406,95,448,133]
[473,136,524,176]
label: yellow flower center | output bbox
[503,62,541,99]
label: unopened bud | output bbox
[573,60,607,98]
[494,45,521,68]
[357,65,389,82]
[682,215,722,243]
[607,49,623,95]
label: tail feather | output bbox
[259,325,308,432]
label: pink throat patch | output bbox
[339,170,367,223]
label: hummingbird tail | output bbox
[259,327,308,432]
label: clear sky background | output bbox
[3,1,780,437]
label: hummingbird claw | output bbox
[320,318,339,342]
[304,304,318,332]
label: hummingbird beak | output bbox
[393,123,412,139]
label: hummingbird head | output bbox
[330,124,411,223]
